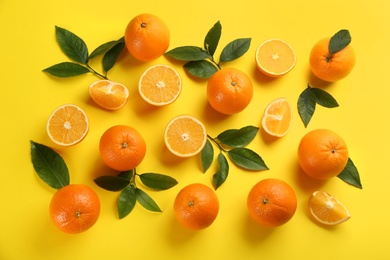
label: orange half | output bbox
[309,191,351,225]
[89,80,129,110]
[46,104,89,146]
[261,98,292,137]
[256,39,296,77]
[164,115,207,157]
[139,64,182,106]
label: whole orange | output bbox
[173,183,219,230]
[298,129,348,179]
[124,13,170,62]
[309,37,355,82]
[247,178,297,227]
[207,68,253,114]
[99,125,146,171]
[49,184,100,234]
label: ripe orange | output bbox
[207,68,253,114]
[138,64,182,106]
[261,97,292,137]
[255,38,296,77]
[309,191,350,225]
[89,80,129,110]
[247,178,297,227]
[174,183,219,230]
[124,13,170,61]
[298,129,349,179]
[46,104,89,146]
[99,125,146,171]
[49,184,100,234]
[164,115,207,157]
[309,37,355,82]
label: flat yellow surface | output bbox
[1,0,389,259]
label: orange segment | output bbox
[139,64,182,106]
[261,98,292,137]
[309,191,351,225]
[89,80,129,110]
[255,39,296,77]
[164,115,207,157]
[46,104,89,146]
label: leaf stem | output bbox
[208,56,221,70]
[207,134,227,152]
[86,63,109,80]
[130,168,137,187]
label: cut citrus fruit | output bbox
[261,98,292,137]
[139,64,182,106]
[46,104,89,146]
[309,191,351,225]
[164,115,207,157]
[255,38,296,77]
[89,80,129,110]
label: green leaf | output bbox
[118,170,134,180]
[201,139,214,173]
[136,188,162,212]
[118,185,136,219]
[184,60,219,78]
[55,26,88,64]
[43,62,90,77]
[30,141,70,190]
[228,148,269,171]
[337,158,362,189]
[204,21,221,56]
[165,46,210,61]
[311,88,339,108]
[89,37,124,60]
[94,176,130,191]
[213,153,229,190]
[220,38,251,62]
[216,126,258,148]
[139,173,178,191]
[298,85,317,127]
[329,29,351,55]
[103,40,125,73]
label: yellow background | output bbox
[1,0,389,259]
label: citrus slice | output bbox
[164,115,207,157]
[261,98,292,137]
[46,104,89,146]
[89,80,129,110]
[255,39,296,77]
[309,191,351,225]
[139,64,182,106]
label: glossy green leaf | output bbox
[184,60,219,78]
[329,29,351,55]
[139,173,178,191]
[89,37,124,60]
[103,40,125,73]
[118,185,136,219]
[220,38,251,62]
[165,46,210,61]
[42,62,90,77]
[311,88,339,108]
[216,126,258,148]
[337,158,362,189]
[94,175,130,191]
[55,26,88,64]
[298,85,317,127]
[30,141,69,190]
[228,148,269,171]
[204,21,221,56]
[213,153,229,190]
[136,188,162,212]
[201,139,214,173]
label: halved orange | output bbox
[309,191,351,225]
[164,115,207,157]
[255,39,296,77]
[46,104,89,146]
[261,98,292,137]
[138,64,182,106]
[89,80,129,110]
